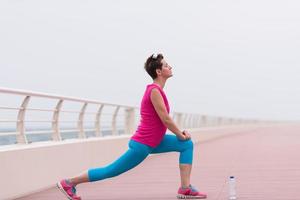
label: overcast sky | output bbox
[0,0,299,121]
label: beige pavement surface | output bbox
[17,124,300,200]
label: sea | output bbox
[0,127,125,146]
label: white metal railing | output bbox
[0,87,262,146]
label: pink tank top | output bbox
[131,83,170,147]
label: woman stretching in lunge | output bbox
[57,53,207,199]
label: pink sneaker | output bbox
[177,185,207,199]
[56,179,81,200]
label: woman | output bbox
[57,53,207,199]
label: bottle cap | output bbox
[230,176,235,179]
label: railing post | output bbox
[192,115,195,128]
[182,114,188,129]
[226,118,230,125]
[124,108,135,135]
[196,115,200,128]
[188,115,193,128]
[201,115,207,127]
[223,118,228,125]
[95,105,104,137]
[199,115,203,127]
[174,112,183,129]
[194,115,198,128]
[185,115,189,128]
[191,115,195,128]
[212,116,218,126]
[217,117,222,126]
[112,106,120,135]
[52,99,63,141]
[16,96,30,144]
[78,103,88,139]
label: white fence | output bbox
[0,87,260,146]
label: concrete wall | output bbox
[0,125,259,200]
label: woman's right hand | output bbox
[177,130,191,141]
[182,130,191,140]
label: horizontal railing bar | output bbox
[59,111,134,115]
[0,87,138,109]
[0,106,21,110]
[56,128,95,133]
[0,132,17,136]
[0,120,17,123]
[23,120,99,123]
[24,128,97,135]
[24,130,53,134]
[60,110,83,114]
[60,111,116,115]
[100,113,115,116]
[26,108,56,112]
[28,128,124,134]
[24,129,95,134]
[23,120,54,123]
[0,120,112,123]
[0,107,110,115]
[0,127,127,136]
[0,108,135,116]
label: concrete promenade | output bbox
[17,124,300,200]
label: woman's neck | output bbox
[153,78,166,89]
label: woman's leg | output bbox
[68,140,151,185]
[151,134,194,187]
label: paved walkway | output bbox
[17,124,300,200]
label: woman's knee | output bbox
[185,139,194,150]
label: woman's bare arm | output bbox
[150,88,188,140]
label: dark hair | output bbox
[144,53,164,79]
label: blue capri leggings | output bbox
[88,134,194,182]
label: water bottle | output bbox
[229,176,237,199]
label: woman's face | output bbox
[158,59,173,78]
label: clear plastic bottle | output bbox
[229,176,237,199]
